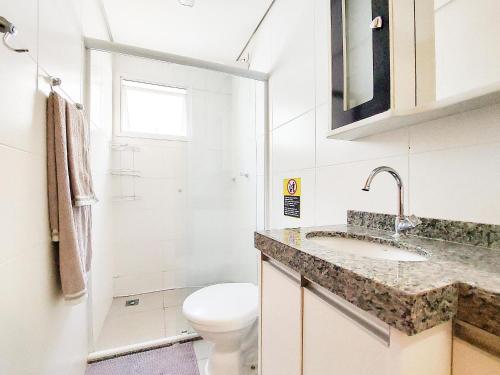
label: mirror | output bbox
[344,0,374,110]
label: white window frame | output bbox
[118,77,191,141]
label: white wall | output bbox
[109,55,260,296]
[245,0,500,230]
[88,50,114,348]
[434,0,500,99]
[0,0,90,374]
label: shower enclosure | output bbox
[87,49,266,355]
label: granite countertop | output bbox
[254,212,500,337]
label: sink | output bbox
[306,233,428,262]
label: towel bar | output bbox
[49,76,85,110]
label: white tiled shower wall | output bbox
[88,50,115,348]
[245,0,500,229]
[0,1,112,374]
[110,55,262,296]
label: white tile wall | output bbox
[114,238,164,275]
[314,0,332,107]
[0,1,110,374]
[410,143,500,224]
[89,50,115,349]
[111,57,261,295]
[272,110,316,173]
[0,0,40,155]
[38,0,83,103]
[0,148,48,263]
[269,0,316,128]
[114,272,164,296]
[434,0,500,99]
[409,104,500,154]
[245,0,500,231]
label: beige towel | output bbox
[66,104,98,206]
[47,92,94,301]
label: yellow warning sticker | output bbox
[283,178,301,218]
[283,178,301,196]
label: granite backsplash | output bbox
[347,210,500,249]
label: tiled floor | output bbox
[95,288,200,351]
[94,288,256,375]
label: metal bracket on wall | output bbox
[0,16,29,53]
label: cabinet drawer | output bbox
[302,281,452,375]
[452,337,500,374]
[303,286,390,375]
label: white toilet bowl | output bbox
[182,283,258,375]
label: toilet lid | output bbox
[183,283,258,331]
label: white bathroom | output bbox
[1,0,500,375]
[88,50,265,354]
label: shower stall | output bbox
[87,48,266,355]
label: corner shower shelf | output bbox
[327,81,500,140]
[110,169,141,177]
[111,143,141,152]
[112,195,142,202]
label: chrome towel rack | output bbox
[1,16,93,126]
[49,76,84,110]
[0,16,29,53]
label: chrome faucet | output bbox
[362,166,421,237]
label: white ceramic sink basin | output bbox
[306,235,428,262]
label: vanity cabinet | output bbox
[260,259,302,375]
[260,256,452,375]
[303,286,390,375]
[302,284,451,375]
[452,337,500,375]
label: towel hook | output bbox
[0,16,29,53]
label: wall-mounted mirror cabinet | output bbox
[328,0,500,140]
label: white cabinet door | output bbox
[303,282,452,375]
[261,259,302,375]
[452,338,500,375]
[303,285,390,375]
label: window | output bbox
[120,79,188,139]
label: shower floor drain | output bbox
[125,299,139,307]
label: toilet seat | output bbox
[183,283,258,332]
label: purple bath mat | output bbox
[86,342,200,375]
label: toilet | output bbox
[182,283,258,375]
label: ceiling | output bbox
[97,0,273,65]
